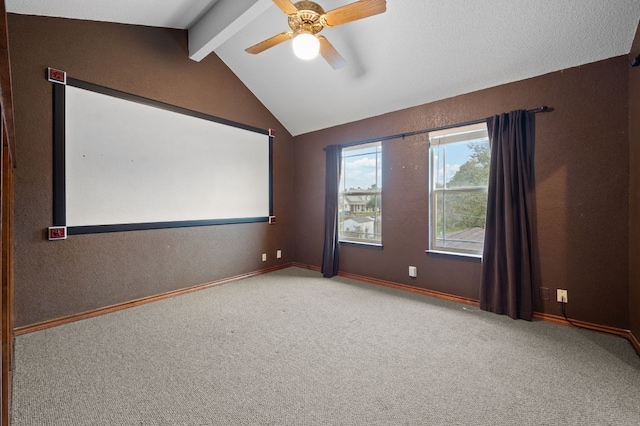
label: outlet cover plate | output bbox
[408,266,417,278]
[557,289,568,303]
[540,287,550,301]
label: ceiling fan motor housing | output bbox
[289,1,326,35]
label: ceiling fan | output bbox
[245,0,387,69]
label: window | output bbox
[338,142,382,244]
[429,123,489,255]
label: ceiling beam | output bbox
[188,0,272,62]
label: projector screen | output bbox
[52,76,273,235]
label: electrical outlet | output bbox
[262,253,267,262]
[409,266,417,278]
[540,287,550,301]
[557,289,568,303]
[277,250,282,259]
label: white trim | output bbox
[425,249,482,260]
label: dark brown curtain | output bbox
[321,145,342,278]
[480,110,535,320]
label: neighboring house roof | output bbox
[439,227,485,251]
[344,195,368,205]
[345,216,375,224]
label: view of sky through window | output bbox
[433,136,489,188]
[342,144,382,191]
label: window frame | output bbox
[338,141,382,246]
[428,123,489,257]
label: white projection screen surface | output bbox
[53,77,273,234]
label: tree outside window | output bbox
[430,123,489,255]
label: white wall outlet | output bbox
[276,250,282,259]
[557,289,568,303]
[409,266,417,278]
[262,253,267,262]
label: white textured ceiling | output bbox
[6,0,222,29]
[7,0,640,136]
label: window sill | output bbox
[425,249,482,261]
[339,240,383,249]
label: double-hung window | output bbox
[338,142,382,244]
[429,123,489,256]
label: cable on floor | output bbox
[560,301,582,329]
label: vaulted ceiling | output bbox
[7,0,640,135]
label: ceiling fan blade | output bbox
[273,0,298,15]
[245,31,294,54]
[318,36,346,70]
[323,0,386,27]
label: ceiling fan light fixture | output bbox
[246,0,387,69]
[292,32,320,60]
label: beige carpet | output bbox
[11,267,640,425]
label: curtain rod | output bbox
[326,106,552,150]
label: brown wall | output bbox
[630,23,640,341]
[9,15,294,328]
[9,13,634,332]
[294,57,630,329]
